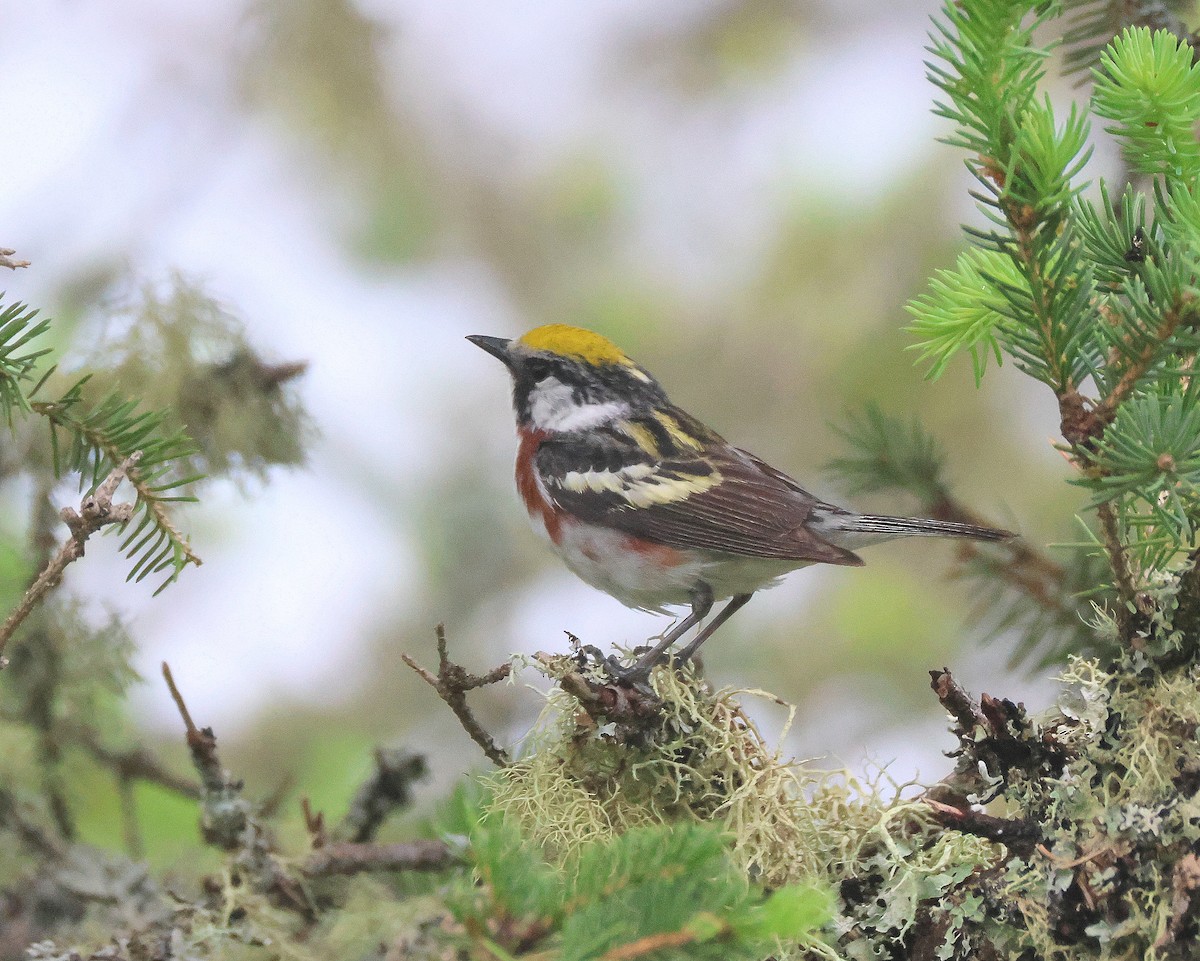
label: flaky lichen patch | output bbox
[985,652,1200,960]
[487,658,1001,958]
[489,662,812,887]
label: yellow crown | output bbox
[517,324,633,366]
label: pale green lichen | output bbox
[487,658,1001,959]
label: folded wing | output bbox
[535,417,863,566]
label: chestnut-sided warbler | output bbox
[468,324,1012,677]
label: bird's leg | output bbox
[608,585,713,681]
[666,592,754,666]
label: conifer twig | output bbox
[402,625,511,767]
[0,453,141,668]
[162,661,314,915]
[62,723,202,800]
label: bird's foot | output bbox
[601,653,658,692]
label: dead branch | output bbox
[301,796,327,849]
[162,661,314,918]
[161,661,252,849]
[337,747,427,842]
[930,667,986,734]
[1155,853,1200,950]
[301,839,457,877]
[62,723,201,800]
[402,624,511,767]
[0,787,66,860]
[0,453,142,668]
[925,798,1042,856]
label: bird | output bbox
[467,324,1013,680]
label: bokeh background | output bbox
[1,0,1095,854]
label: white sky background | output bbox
[0,0,1059,785]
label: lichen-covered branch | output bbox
[336,747,427,842]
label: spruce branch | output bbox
[1098,303,1190,416]
[0,299,52,424]
[33,384,202,592]
[402,624,511,767]
[1063,0,1197,79]
[1096,500,1139,639]
[0,453,141,669]
[1093,26,1200,180]
[830,406,1097,661]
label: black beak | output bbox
[466,334,514,365]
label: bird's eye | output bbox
[525,358,554,381]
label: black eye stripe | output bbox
[511,354,667,424]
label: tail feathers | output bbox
[846,514,1013,542]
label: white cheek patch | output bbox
[529,376,628,432]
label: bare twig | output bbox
[301,796,327,849]
[61,723,201,800]
[257,772,296,820]
[0,787,66,860]
[928,668,1071,805]
[0,453,142,668]
[162,661,252,849]
[162,661,314,917]
[402,625,511,767]
[301,839,457,877]
[929,668,986,734]
[0,247,29,270]
[116,775,144,859]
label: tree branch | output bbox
[0,453,142,668]
[925,798,1042,856]
[337,747,427,842]
[402,624,511,767]
[301,839,457,877]
[62,722,202,800]
[1096,500,1138,641]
